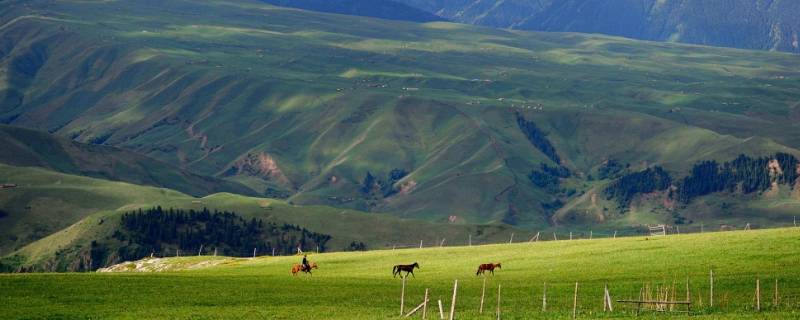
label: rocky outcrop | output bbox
[225,152,291,186]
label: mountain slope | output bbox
[261,0,446,22]
[0,125,256,197]
[1,0,799,228]
[394,0,800,53]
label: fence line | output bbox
[133,222,796,259]
[382,222,795,251]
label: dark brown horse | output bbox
[476,263,501,276]
[393,262,420,278]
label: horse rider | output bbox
[301,254,310,272]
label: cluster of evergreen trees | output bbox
[114,207,331,259]
[603,166,671,208]
[675,153,798,203]
[596,159,627,180]
[515,113,561,164]
[528,163,571,193]
[361,168,408,197]
[604,153,799,208]
[345,241,367,251]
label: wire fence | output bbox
[381,221,799,250]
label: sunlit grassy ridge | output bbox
[1,0,799,228]
[0,164,529,267]
[1,228,798,319]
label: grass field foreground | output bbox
[1,228,798,319]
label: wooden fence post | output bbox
[214,247,218,257]
[480,277,486,313]
[271,248,274,256]
[496,284,501,320]
[469,234,472,246]
[420,240,423,249]
[590,230,593,239]
[773,279,779,307]
[253,248,257,258]
[686,278,691,303]
[570,232,573,240]
[573,282,579,319]
[542,282,547,312]
[423,288,429,320]
[438,300,444,319]
[553,233,558,241]
[709,269,714,307]
[449,280,458,320]
[440,238,446,247]
[198,244,203,256]
[613,231,617,239]
[509,233,514,243]
[756,278,761,312]
[400,275,407,315]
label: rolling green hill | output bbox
[0,164,529,271]
[1,228,798,318]
[1,0,799,229]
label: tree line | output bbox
[516,112,561,165]
[113,207,331,259]
[604,153,798,207]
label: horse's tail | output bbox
[476,268,480,276]
[392,265,397,275]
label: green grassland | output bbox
[1,228,798,319]
[1,0,799,228]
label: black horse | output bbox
[392,262,420,278]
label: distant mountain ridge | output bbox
[261,0,446,22]
[393,0,800,53]
[0,125,256,197]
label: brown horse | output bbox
[393,262,420,278]
[291,262,318,276]
[476,263,501,276]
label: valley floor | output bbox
[1,228,799,319]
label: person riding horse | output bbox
[301,254,310,272]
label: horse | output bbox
[392,262,420,278]
[291,262,318,276]
[476,263,501,276]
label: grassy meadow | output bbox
[1,228,798,319]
